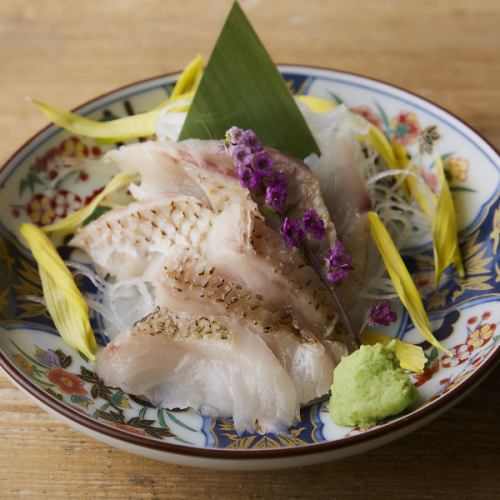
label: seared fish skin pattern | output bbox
[96,307,299,434]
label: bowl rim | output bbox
[0,64,498,460]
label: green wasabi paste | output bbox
[329,341,418,429]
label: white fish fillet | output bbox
[71,194,338,337]
[96,307,299,433]
[70,193,210,281]
[76,138,355,430]
[302,104,373,296]
[107,139,337,248]
[105,140,257,214]
[104,139,340,331]
[156,255,340,401]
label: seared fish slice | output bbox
[157,255,340,401]
[106,139,337,254]
[70,194,339,337]
[96,307,299,433]
[70,193,210,280]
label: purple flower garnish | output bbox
[252,150,274,175]
[303,209,326,240]
[228,126,245,145]
[326,269,349,284]
[231,144,253,168]
[237,165,263,192]
[265,172,288,213]
[280,217,305,248]
[325,241,352,284]
[241,129,263,152]
[368,300,397,326]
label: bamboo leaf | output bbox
[179,2,319,159]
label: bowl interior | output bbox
[0,66,498,453]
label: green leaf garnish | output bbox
[179,2,320,159]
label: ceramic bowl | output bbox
[0,65,498,470]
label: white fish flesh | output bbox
[105,140,256,214]
[70,193,210,281]
[70,194,339,337]
[96,307,299,433]
[302,104,373,296]
[106,139,337,256]
[156,255,341,402]
[74,136,356,432]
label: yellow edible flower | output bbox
[365,127,463,288]
[297,95,336,113]
[169,54,204,100]
[20,172,138,361]
[19,224,96,360]
[367,126,399,170]
[432,155,465,287]
[30,55,204,142]
[42,172,138,242]
[367,211,451,355]
[360,331,426,373]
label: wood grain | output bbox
[0,0,499,498]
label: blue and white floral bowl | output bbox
[0,66,498,470]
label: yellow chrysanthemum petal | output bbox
[367,126,398,169]
[297,95,336,113]
[42,172,138,240]
[19,224,96,360]
[367,211,451,355]
[365,128,458,286]
[365,127,415,197]
[406,167,436,219]
[391,141,409,169]
[360,331,426,373]
[30,99,159,141]
[30,55,204,142]
[170,54,204,100]
[432,155,465,287]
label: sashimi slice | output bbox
[70,193,212,280]
[70,194,339,338]
[107,139,337,256]
[156,255,338,401]
[301,105,373,296]
[206,205,338,336]
[96,307,299,433]
[106,140,257,214]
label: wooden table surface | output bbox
[1,0,499,498]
